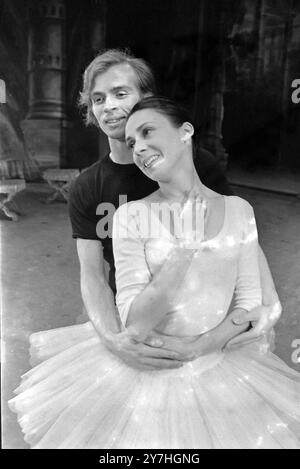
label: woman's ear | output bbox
[180,122,194,143]
[141,91,153,99]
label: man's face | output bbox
[91,63,142,141]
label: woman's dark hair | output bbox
[128,96,194,128]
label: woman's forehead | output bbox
[126,109,170,130]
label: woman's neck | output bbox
[158,163,206,203]
[109,138,134,164]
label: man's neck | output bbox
[108,138,134,165]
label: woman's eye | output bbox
[127,141,135,149]
[116,92,127,98]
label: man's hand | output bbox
[142,312,250,363]
[142,306,257,361]
[103,330,184,371]
[225,300,282,348]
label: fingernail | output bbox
[186,353,196,360]
[232,314,243,325]
[149,339,163,347]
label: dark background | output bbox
[1,0,300,174]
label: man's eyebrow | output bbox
[91,86,132,99]
[92,86,131,94]
[91,91,104,98]
[111,86,131,91]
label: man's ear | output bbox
[180,122,194,142]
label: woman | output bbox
[9,97,300,449]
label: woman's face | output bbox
[125,109,191,181]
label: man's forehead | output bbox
[92,63,139,92]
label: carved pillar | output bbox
[202,49,228,170]
[90,0,108,161]
[201,2,230,170]
[21,0,68,169]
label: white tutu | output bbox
[9,321,300,449]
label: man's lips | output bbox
[104,117,126,125]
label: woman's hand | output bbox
[103,329,184,371]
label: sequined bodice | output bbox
[114,196,261,336]
[145,230,240,336]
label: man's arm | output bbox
[258,245,280,306]
[144,308,250,360]
[77,238,183,370]
[147,248,281,359]
[195,154,282,344]
[226,245,281,347]
[77,239,121,335]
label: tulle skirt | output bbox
[9,321,300,449]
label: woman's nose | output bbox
[134,139,147,156]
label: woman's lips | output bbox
[143,154,162,169]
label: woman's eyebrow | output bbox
[136,122,154,131]
[126,122,154,143]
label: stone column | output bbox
[21,0,68,169]
[90,0,108,161]
[202,46,229,170]
[201,2,229,170]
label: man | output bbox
[69,49,281,370]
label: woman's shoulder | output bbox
[225,196,256,231]
[225,195,253,211]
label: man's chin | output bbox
[102,127,126,141]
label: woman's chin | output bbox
[142,169,166,182]
[141,163,168,182]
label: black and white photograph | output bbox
[1,0,300,450]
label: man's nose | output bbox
[104,95,117,111]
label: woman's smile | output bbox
[143,154,163,169]
[125,108,187,180]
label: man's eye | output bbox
[116,92,127,98]
[93,96,104,104]
[127,141,135,149]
